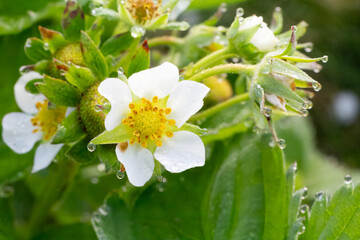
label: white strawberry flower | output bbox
[2,72,67,173]
[96,62,210,187]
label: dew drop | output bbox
[313,67,320,73]
[236,8,244,18]
[300,204,308,214]
[91,177,99,184]
[292,162,298,173]
[315,191,324,201]
[303,100,313,110]
[275,6,281,12]
[304,43,313,53]
[312,81,322,92]
[291,25,297,32]
[43,43,49,51]
[98,206,109,216]
[268,139,276,147]
[321,55,328,63]
[117,67,124,77]
[298,224,305,235]
[25,39,32,48]
[19,65,31,74]
[277,139,286,149]
[344,174,352,184]
[87,143,96,152]
[263,107,272,117]
[232,58,239,63]
[95,104,102,112]
[301,109,309,117]
[302,187,308,199]
[116,170,125,179]
[131,26,145,38]
[157,176,167,183]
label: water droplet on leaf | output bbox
[344,174,352,184]
[291,25,297,32]
[236,8,244,17]
[300,204,308,214]
[95,104,102,112]
[315,191,324,201]
[298,224,305,235]
[312,81,322,92]
[87,143,96,152]
[277,139,286,149]
[321,55,328,63]
[131,26,145,38]
[219,3,227,13]
[116,170,125,179]
[43,43,49,51]
[263,107,272,117]
[302,187,308,199]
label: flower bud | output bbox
[203,76,233,103]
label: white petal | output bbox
[115,143,154,187]
[128,62,179,99]
[154,131,205,173]
[265,93,287,112]
[239,15,263,31]
[166,80,210,127]
[14,71,45,114]
[32,142,63,173]
[168,0,191,20]
[65,107,76,117]
[250,24,278,52]
[98,78,133,131]
[2,112,42,154]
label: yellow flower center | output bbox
[122,96,175,148]
[127,0,161,24]
[30,100,66,141]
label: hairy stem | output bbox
[189,93,249,122]
[147,36,184,47]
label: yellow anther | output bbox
[141,141,147,148]
[136,136,141,143]
[132,110,138,115]
[129,138,136,145]
[168,119,176,126]
[155,140,162,147]
[152,96,158,103]
[141,98,146,103]
[129,103,135,109]
[118,142,128,152]
[161,118,167,123]
[32,129,39,133]
[144,106,149,111]
[127,116,133,120]
[166,131,173,137]
[122,119,128,124]
[150,134,157,140]
[153,107,158,112]
[145,135,149,140]
[165,108,172,114]
[133,131,140,136]
[159,108,164,114]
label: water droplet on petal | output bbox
[312,81,322,92]
[321,55,328,63]
[116,170,125,179]
[236,8,244,17]
[277,139,286,149]
[315,191,324,201]
[87,143,96,152]
[344,174,352,184]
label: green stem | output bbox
[185,46,236,78]
[188,63,255,82]
[24,158,78,239]
[147,36,184,47]
[189,93,249,122]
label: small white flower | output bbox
[98,62,210,187]
[240,15,278,52]
[2,72,66,173]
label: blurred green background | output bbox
[0,0,359,191]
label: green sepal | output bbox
[154,160,162,177]
[279,55,326,63]
[65,136,98,164]
[175,123,207,136]
[278,21,308,41]
[256,74,304,103]
[100,32,134,57]
[202,4,227,26]
[62,0,85,41]
[98,145,120,172]
[52,110,86,144]
[38,26,68,53]
[227,17,260,51]
[64,64,97,92]
[250,82,265,110]
[80,31,108,80]
[91,7,120,21]
[270,7,283,35]
[271,58,317,83]
[276,28,296,57]
[24,37,52,62]
[90,124,130,145]
[158,21,190,31]
[117,1,135,26]
[25,78,43,94]
[126,40,150,76]
[36,75,82,106]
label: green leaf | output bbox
[25,78,43,94]
[0,2,64,35]
[159,21,190,31]
[66,136,98,164]
[256,74,304,103]
[202,133,287,240]
[52,110,85,144]
[97,145,120,172]
[62,0,85,41]
[64,64,97,91]
[80,31,108,80]
[37,75,81,106]
[90,124,130,145]
[126,40,150,76]
[301,182,360,240]
[0,197,16,240]
[24,37,52,62]
[38,26,68,53]
[34,223,97,240]
[271,58,317,83]
[100,32,134,57]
